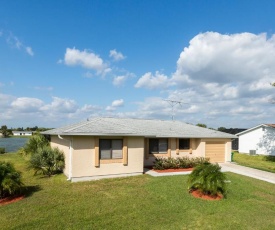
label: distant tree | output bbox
[1,125,10,138]
[196,123,207,128]
[218,127,227,132]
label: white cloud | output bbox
[11,97,44,112]
[135,71,174,89]
[109,49,126,61]
[0,93,105,127]
[112,99,124,107]
[106,99,124,111]
[6,32,34,56]
[173,32,275,86]
[41,97,78,113]
[64,48,108,74]
[26,46,34,56]
[113,75,127,86]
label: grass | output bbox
[1,153,275,229]
[233,152,275,173]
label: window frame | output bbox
[178,138,191,150]
[99,139,123,160]
[149,138,168,154]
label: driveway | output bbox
[219,162,275,184]
[145,162,275,184]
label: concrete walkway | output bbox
[145,163,275,184]
[219,162,275,184]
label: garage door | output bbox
[205,142,225,163]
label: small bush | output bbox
[187,163,228,197]
[264,155,275,162]
[0,161,24,198]
[23,134,49,155]
[29,146,65,177]
[153,157,209,170]
[0,148,5,154]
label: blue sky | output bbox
[1,0,275,129]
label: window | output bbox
[99,139,123,159]
[179,138,190,150]
[149,138,168,154]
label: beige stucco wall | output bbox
[144,138,232,166]
[50,136,144,181]
[50,135,71,177]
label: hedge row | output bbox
[153,157,210,170]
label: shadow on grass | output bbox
[264,156,275,162]
[22,185,41,198]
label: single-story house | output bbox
[236,124,275,156]
[42,117,236,182]
[12,131,33,136]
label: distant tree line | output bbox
[0,125,52,138]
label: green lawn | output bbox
[1,153,275,230]
[233,152,275,173]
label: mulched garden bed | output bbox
[190,190,223,200]
[0,196,24,206]
[153,168,193,173]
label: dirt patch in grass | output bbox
[0,195,24,206]
[190,190,223,201]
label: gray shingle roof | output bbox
[42,117,237,138]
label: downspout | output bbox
[58,135,72,181]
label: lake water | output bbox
[0,137,29,153]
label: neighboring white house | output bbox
[12,131,33,136]
[236,124,275,156]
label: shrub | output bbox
[23,134,49,156]
[187,163,228,197]
[264,155,275,162]
[0,148,5,154]
[29,146,65,177]
[153,157,209,170]
[0,161,24,198]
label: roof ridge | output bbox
[64,118,100,132]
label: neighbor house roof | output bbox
[42,117,236,138]
[236,124,275,136]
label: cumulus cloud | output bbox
[112,99,124,107]
[11,97,44,112]
[113,75,126,86]
[41,97,78,113]
[135,71,174,89]
[106,99,124,111]
[173,32,275,87]
[0,93,105,127]
[109,49,126,61]
[64,48,109,75]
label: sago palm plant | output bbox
[29,146,65,177]
[187,163,228,197]
[0,161,24,198]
